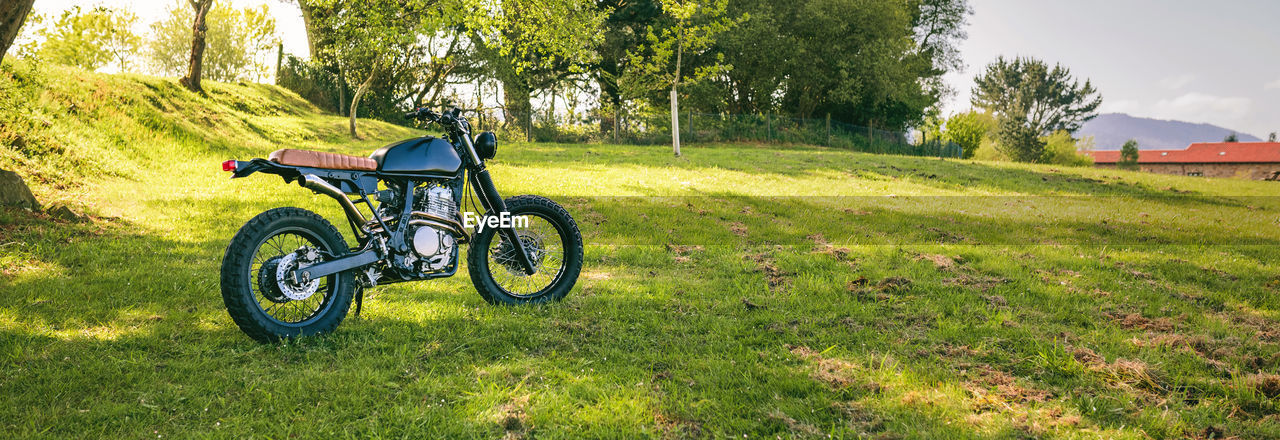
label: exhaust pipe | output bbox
[300,174,367,225]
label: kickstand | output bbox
[354,286,365,318]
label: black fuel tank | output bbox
[369,136,462,175]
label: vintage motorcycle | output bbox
[219,107,583,343]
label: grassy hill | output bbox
[2,64,1279,438]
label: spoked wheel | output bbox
[468,195,583,305]
[221,207,355,343]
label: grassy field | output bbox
[3,64,1280,438]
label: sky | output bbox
[25,0,1280,137]
[942,0,1280,138]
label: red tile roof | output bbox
[1087,142,1280,164]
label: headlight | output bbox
[474,131,497,160]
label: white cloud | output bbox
[1266,78,1280,91]
[1157,74,1196,90]
[1148,93,1253,124]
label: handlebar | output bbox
[406,106,468,133]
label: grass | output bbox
[3,62,1280,438]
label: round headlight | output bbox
[474,131,497,160]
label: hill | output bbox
[1079,113,1262,149]
[2,64,1279,438]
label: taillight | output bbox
[222,160,237,172]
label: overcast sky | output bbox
[943,0,1280,137]
[28,1,1280,137]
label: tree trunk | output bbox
[297,0,319,59]
[349,67,378,139]
[179,0,213,93]
[502,77,532,139]
[0,0,35,65]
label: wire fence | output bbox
[474,110,963,158]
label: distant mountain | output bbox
[1078,113,1262,150]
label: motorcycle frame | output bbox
[224,117,537,285]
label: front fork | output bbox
[471,168,538,275]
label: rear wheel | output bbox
[467,195,583,305]
[220,207,355,343]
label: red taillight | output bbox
[222,160,237,172]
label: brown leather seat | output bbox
[269,149,377,171]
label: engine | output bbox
[407,183,458,272]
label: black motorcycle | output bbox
[219,107,583,343]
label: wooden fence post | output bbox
[274,43,283,85]
[766,112,772,143]
[825,113,831,147]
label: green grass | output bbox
[3,63,1280,438]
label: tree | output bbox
[1224,133,1239,143]
[0,0,35,65]
[943,111,994,159]
[706,0,961,130]
[31,6,140,71]
[179,0,215,92]
[971,56,1102,137]
[625,0,735,156]
[313,0,442,138]
[1118,139,1140,170]
[1040,131,1093,167]
[150,1,280,82]
[994,114,1044,163]
[466,0,605,137]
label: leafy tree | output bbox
[624,0,735,156]
[1224,133,1238,143]
[971,56,1102,137]
[31,6,141,71]
[1040,131,1094,167]
[944,111,994,159]
[466,0,605,134]
[150,1,280,83]
[0,0,35,65]
[1118,139,1140,170]
[592,0,661,132]
[312,0,446,138]
[705,0,962,130]
[994,114,1044,163]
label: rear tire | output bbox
[220,207,355,343]
[467,195,584,305]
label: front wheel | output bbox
[467,195,584,305]
[220,207,355,343]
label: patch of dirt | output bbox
[811,234,855,262]
[1248,373,1280,399]
[1105,312,1175,332]
[655,413,703,439]
[982,295,1008,308]
[832,401,886,435]
[495,395,530,439]
[666,244,703,264]
[746,251,792,291]
[966,366,1052,407]
[847,276,913,301]
[942,272,1010,292]
[767,410,822,437]
[914,253,957,269]
[789,345,872,391]
[727,222,748,237]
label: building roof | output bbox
[1087,142,1280,164]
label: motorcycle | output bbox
[218,107,583,343]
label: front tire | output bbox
[468,195,584,305]
[220,207,355,343]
